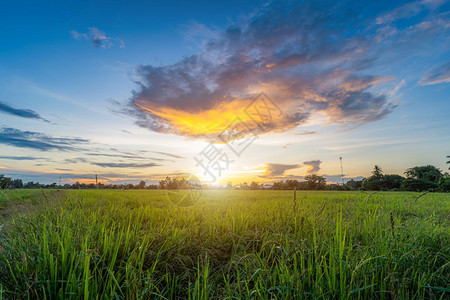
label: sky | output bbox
[0,0,449,185]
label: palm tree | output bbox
[372,165,383,179]
[447,156,450,170]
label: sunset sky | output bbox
[0,0,449,185]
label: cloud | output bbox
[0,101,49,122]
[262,163,301,177]
[419,61,450,85]
[322,174,365,183]
[303,160,322,174]
[294,131,317,136]
[150,151,186,159]
[115,0,450,140]
[0,127,90,151]
[85,152,171,162]
[0,156,43,161]
[71,27,125,48]
[90,162,160,168]
[64,158,88,164]
[376,0,446,24]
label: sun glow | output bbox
[135,98,255,138]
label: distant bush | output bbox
[400,178,438,192]
[405,165,443,183]
[362,176,383,191]
[438,177,450,192]
[382,174,405,190]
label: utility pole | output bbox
[340,157,344,185]
[95,175,98,189]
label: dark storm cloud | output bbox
[419,61,450,85]
[0,101,49,122]
[303,160,322,174]
[119,0,449,140]
[0,127,90,151]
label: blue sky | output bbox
[0,0,449,185]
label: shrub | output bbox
[438,177,450,192]
[400,178,438,192]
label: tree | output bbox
[362,166,385,190]
[271,181,285,190]
[438,176,450,192]
[447,156,450,170]
[250,181,259,190]
[362,177,382,191]
[138,180,146,189]
[240,182,249,190]
[305,174,326,190]
[404,165,443,183]
[382,174,405,190]
[0,175,12,189]
[285,179,299,190]
[400,178,438,192]
[226,182,233,190]
[345,179,363,190]
[159,177,168,189]
[372,165,383,179]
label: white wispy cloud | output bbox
[71,27,125,49]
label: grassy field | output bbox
[0,189,448,299]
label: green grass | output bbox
[0,190,448,299]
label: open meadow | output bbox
[0,189,448,299]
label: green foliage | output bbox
[363,165,385,191]
[371,165,383,179]
[405,165,443,182]
[345,179,363,190]
[363,166,406,191]
[159,177,200,190]
[400,178,438,192]
[138,180,146,189]
[0,175,12,189]
[438,177,450,192]
[249,181,260,190]
[0,190,448,299]
[362,176,383,191]
[304,174,326,190]
[382,174,405,190]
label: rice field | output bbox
[0,189,448,299]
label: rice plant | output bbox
[0,190,448,299]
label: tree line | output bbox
[1,163,449,192]
[0,177,159,190]
[262,165,449,192]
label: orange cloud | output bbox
[135,92,308,142]
[120,1,415,140]
[135,97,252,138]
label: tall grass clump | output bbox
[0,190,448,299]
